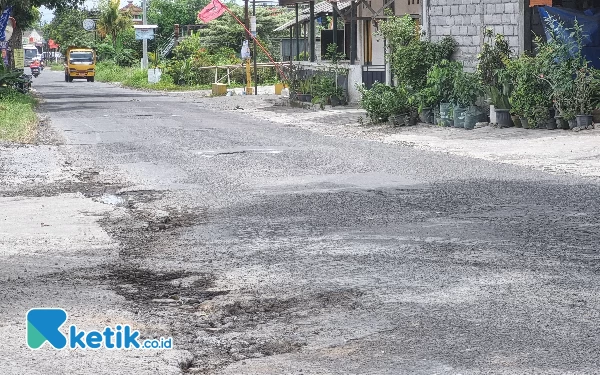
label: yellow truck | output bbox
[64,47,96,82]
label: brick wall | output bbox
[426,1,522,70]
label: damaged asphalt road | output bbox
[1,70,599,374]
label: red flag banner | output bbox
[198,0,226,23]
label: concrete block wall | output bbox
[426,0,521,70]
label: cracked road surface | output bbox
[1,70,599,374]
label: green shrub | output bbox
[359,82,410,123]
[378,14,456,91]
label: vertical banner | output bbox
[13,48,23,69]
[0,6,12,67]
[0,6,12,41]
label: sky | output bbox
[40,0,132,24]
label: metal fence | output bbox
[362,65,386,89]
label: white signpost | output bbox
[134,25,157,41]
[134,25,159,83]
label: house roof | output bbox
[274,1,351,31]
[121,0,142,14]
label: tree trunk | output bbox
[8,24,22,69]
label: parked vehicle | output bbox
[64,47,96,82]
[23,44,38,67]
[15,74,32,93]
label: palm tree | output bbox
[97,0,133,48]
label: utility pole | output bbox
[142,0,148,69]
[244,0,252,95]
[252,0,257,95]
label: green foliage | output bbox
[0,65,29,87]
[477,29,512,108]
[97,0,133,47]
[453,69,483,107]
[359,83,410,123]
[165,33,241,85]
[95,61,130,82]
[311,72,344,106]
[148,0,209,43]
[506,54,551,125]
[535,17,597,118]
[95,40,137,67]
[325,43,346,64]
[426,60,462,104]
[3,0,84,30]
[414,86,438,112]
[377,14,418,50]
[197,4,292,62]
[95,61,187,90]
[379,15,456,91]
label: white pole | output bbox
[142,0,148,69]
[385,39,391,86]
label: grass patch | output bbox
[0,90,37,142]
[49,63,64,71]
[95,62,220,91]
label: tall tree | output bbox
[43,7,94,52]
[147,0,209,44]
[96,0,132,48]
[0,0,84,66]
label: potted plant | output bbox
[507,54,552,129]
[477,29,513,127]
[297,77,313,102]
[426,60,461,127]
[387,86,412,126]
[573,67,595,128]
[415,87,437,124]
[453,69,483,129]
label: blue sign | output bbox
[0,6,12,41]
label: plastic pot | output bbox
[555,116,568,130]
[464,106,482,130]
[419,107,433,124]
[511,115,522,128]
[546,117,557,130]
[439,102,453,127]
[592,108,600,123]
[568,118,577,129]
[576,114,593,128]
[519,117,529,129]
[495,109,513,127]
[453,106,467,128]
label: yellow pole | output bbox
[245,58,252,95]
